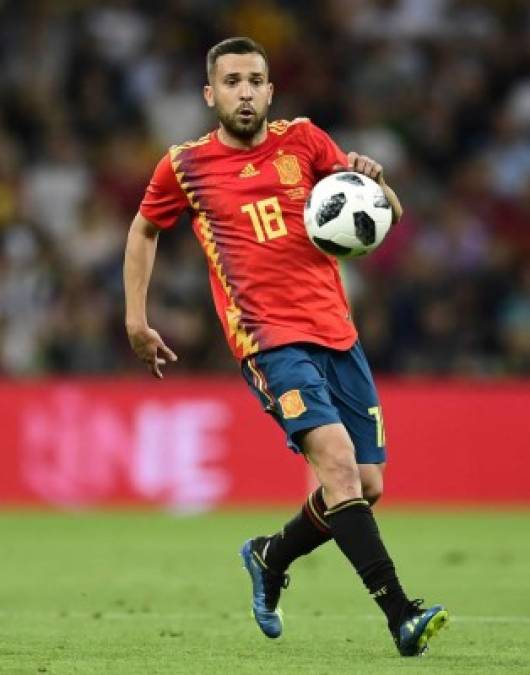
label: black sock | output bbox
[325,498,409,633]
[263,487,332,572]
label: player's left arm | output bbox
[307,121,403,224]
[344,151,403,225]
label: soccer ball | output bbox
[304,171,393,257]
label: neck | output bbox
[217,121,268,150]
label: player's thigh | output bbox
[326,341,387,465]
[241,344,341,453]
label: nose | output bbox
[239,81,253,100]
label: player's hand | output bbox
[126,325,178,379]
[333,152,384,184]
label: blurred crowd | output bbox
[0,0,529,377]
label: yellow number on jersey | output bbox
[241,197,288,243]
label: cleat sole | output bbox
[417,609,449,654]
[251,607,283,639]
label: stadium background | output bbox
[0,0,528,509]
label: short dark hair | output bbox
[206,37,269,81]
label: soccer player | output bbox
[123,37,448,656]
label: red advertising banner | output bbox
[0,378,528,507]
[380,379,530,504]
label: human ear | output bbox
[204,85,215,108]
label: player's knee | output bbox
[363,480,383,505]
[360,464,385,505]
[312,443,361,500]
[300,425,362,502]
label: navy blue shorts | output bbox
[241,341,386,464]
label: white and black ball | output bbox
[304,171,393,257]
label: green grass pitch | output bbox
[0,510,529,674]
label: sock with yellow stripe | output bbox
[325,498,409,632]
[261,487,332,572]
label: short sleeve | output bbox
[307,122,348,177]
[139,153,189,229]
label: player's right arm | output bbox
[124,151,188,378]
[124,212,177,379]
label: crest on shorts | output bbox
[278,389,306,419]
[273,154,302,185]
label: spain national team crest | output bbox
[278,389,307,419]
[273,153,302,185]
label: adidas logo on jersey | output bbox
[239,163,260,178]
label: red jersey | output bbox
[140,118,357,361]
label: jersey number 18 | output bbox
[241,197,288,243]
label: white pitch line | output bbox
[0,611,528,623]
[360,614,530,624]
[448,615,530,624]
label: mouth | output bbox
[237,107,255,121]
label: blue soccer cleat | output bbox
[240,537,290,639]
[394,600,449,656]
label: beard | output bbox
[215,103,268,140]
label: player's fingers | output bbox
[361,156,377,174]
[132,338,155,362]
[346,152,359,169]
[139,346,157,364]
[159,342,178,362]
[354,157,368,174]
[370,162,383,180]
[151,360,163,379]
[356,156,382,179]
